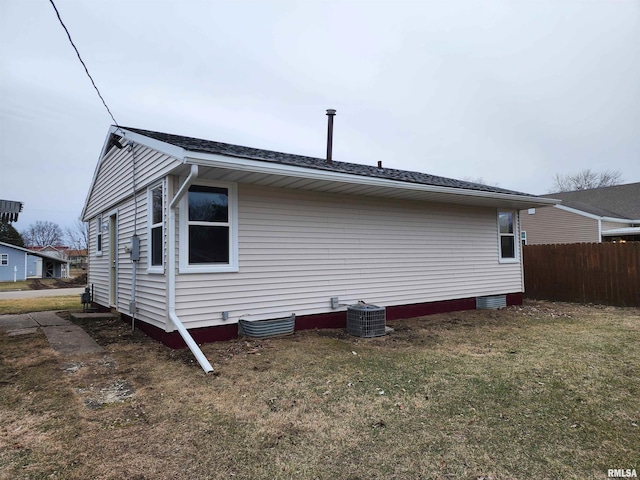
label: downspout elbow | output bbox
[169,311,214,373]
[168,164,213,373]
[170,164,199,209]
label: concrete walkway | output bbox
[0,287,85,300]
[0,310,104,355]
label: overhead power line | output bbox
[48,0,119,127]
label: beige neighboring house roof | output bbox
[29,245,70,260]
[542,182,640,222]
[524,182,640,242]
[0,241,70,263]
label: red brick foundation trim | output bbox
[116,292,524,349]
[506,292,523,306]
[118,314,238,349]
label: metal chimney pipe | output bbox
[326,109,336,163]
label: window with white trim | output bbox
[96,215,103,256]
[148,182,164,271]
[498,210,517,261]
[179,181,238,273]
[1,254,8,266]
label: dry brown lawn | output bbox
[0,296,80,315]
[1,301,638,479]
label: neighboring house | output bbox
[67,249,88,268]
[81,126,556,371]
[28,245,70,260]
[520,183,640,245]
[0,241,70,281]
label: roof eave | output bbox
[185,151,558,209]
[82,126,190,221]
[555,205,639,224]
[602,227,640,236]
[0,242,69,262]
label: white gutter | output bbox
[105,127,557,210]
[167,164,214,374]
[601,216,640,224]
[183,153,560,207]
[602,227,640,236]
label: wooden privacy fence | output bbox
[523,242,640,307]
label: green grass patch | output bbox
[0,279,36,291]
[0,295,82,315]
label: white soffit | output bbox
[183,155,557,210]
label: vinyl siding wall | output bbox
[520,206,599,245]
[84,144,181,220]
[174,184,522,329]
[114,192,168,326]
[0,246,26,282]
[86,142,174,326]
[87,187,168,328]
[601,220,631,231]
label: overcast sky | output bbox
[1,0,639,234]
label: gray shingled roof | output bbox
[122,126,532,197]
[543,183,640,219]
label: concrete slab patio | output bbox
[0,310,108,355]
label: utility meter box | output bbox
[130,235,140,262]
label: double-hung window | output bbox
[96,215,103,256]
[148,182,164,272]
[1,254,8,266]
[498,210,517,262]
[180,181,238,273]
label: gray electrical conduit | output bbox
[129,141,138,333]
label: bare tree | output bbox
[21,220,64,247]
[65,219,88,251]
[550,169,623,193]
[462,176,499,187]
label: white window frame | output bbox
[147,180,165,273]
[1,254,8,266]
[497,210,519,263]
[96,215,103,256]
[179,180,238,273]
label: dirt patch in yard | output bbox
[28,274,88,290]
[1,301,638,479]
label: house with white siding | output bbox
[520,183,640,245]
[81,125,557,372]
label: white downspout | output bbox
[168,164,214,373]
